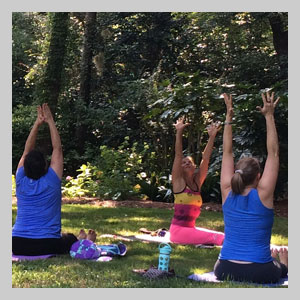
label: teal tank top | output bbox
[219,189,274,263]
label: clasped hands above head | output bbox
[35,103,54,125]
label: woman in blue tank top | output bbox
[12,104,79,255]
[213,92,288,284]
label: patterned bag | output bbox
[70,239,127,260]
[70,239,101,260]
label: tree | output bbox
[12,12,288,202]
[268,12,288,80]
[79,12,97,105]
[38,12,69,112]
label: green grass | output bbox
[12,204,288,288]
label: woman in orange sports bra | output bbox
[169,117,224,245]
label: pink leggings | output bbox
[169,224,224,245]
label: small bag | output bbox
[70,239,127,260]
[70,239,100,260]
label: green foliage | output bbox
[94,138,144,200]
[139,179,174,203]
[12,12,288,203]
[61,138,146,200]
[60,136,174,201]
[12,104,38,172]
[62,163,100,198]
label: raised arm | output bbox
[196,122,220,188]
[257,92,280,208]
[17,105,44,170]
[43,103,63,179]
[220,93,235,203]
[172,117,189,192]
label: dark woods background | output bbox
[12,12,288,203]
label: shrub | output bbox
[62,163,101,198]
[94,139,143,200]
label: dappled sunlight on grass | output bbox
[271,235,288,246]
[105,217,125,223]
[12,203,288,287]
[190,267,211,274]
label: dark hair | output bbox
[231,157,260,195]
[24,150,47,180]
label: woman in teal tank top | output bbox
[213,92,288,284]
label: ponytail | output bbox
[231,172,245,194]
[230,157,260,195]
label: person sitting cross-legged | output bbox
[12,103,79,256]
[213,92,288,284]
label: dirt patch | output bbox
[12,197,287,217]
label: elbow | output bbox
[269,146,279,158]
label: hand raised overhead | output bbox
[42,103,54,123]
[223,93,234,119]
[35,105,45,126]
[257,92,280,116]
[174,117,190,132]
[207,121,221,137]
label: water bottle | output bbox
[158,243,172,271]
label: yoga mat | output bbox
[99,233,171,243]
[100,233,220,249]
[188,271,288,287]
[12,254,55,262]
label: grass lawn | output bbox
[12,203,288,288]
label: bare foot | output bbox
[278,248,288,267]
[87,229,97,242]
[78,229,87,240]
[271,248,279,259]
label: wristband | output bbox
[224,121,233,125]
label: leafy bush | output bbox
[94,138,143,200]
[138,173,174,202]
[61,137,175,202]
[62,163,101,198]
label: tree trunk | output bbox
[146,12,172,73]
[38,12,69,156]
[79,12,97,104]
[41,12,69,112]
[268,13,288,80]
[76,12,97,155]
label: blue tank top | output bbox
[12,166,62,239]
[219,189,274,263]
